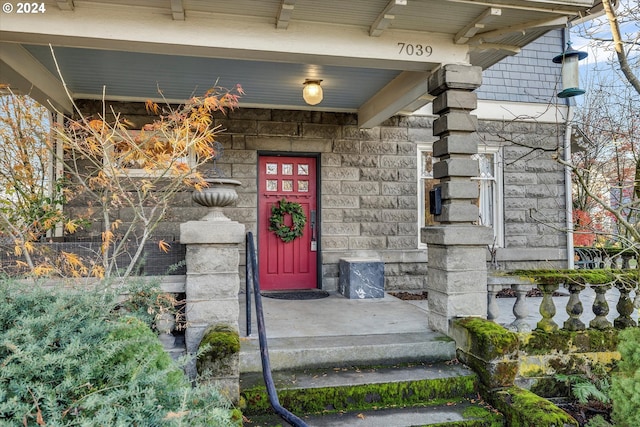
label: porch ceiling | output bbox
[0,0,600,127]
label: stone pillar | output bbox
[180,212,244,400]
[422,64,492,334]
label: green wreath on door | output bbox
[269,198,306,243]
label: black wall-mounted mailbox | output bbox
[429,187,442,216]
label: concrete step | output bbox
[241,363,502,426]
[241,362,477,415]
[240,331,456,373]
[244,401,501,427]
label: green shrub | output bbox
[0,279,239,426]
[610,327,640,427]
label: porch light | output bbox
[552,41,588,98]
[302,79,323,105]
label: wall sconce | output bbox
[552,41,588,98]
[303,79,323,105]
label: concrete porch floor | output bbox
[238,292,430,339]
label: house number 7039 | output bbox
[397,43,433,57]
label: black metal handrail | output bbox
[245,232,308,427]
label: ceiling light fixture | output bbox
[552,41,588,98]
[302,79,323,105]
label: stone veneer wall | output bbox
[72,101,567,289]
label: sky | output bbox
[571,0,639,66]
[568,0,639,101]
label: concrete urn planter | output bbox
[192,178,241,221]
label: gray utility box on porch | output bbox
[338,258,384,299]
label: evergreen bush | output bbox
[610,327,640,427]
[0,279,240,426]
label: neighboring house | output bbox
[1,0,601,331]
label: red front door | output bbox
[258,156,318,290]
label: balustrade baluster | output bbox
[509,283,532,332]
[589,284,612,329]
[563,283,585,331]
[614,281,637,329]
[536,283,559,332]
[487,283,501,322]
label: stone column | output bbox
[180,208,244,400]
[422,64,492,334]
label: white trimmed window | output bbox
[104,130,196,177]
[418,144,504,247]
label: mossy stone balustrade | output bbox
[510,269,638,331]
[452,317,581,426]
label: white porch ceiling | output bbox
[0,0,601,128]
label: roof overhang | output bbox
[0,0,601,127]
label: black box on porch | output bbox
[338,258,384,299]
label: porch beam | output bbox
[276,0,296,30]
[0,7,468,71]
[358,71,432,129]
[445,0,591,15]
[469,15,569,44]
[369,0,407,37]
[0,42,72,113]
[170,0,185,21]
[56,0,74,11]
[470,42,521,54]
[454,7,501,44]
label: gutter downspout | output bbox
[564,106,574,269]
[561,26,575,269]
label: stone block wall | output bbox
[479,120,567,270]
[70,101,567,289]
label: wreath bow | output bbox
[269,198,306,243]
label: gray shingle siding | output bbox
[477,30,563,104]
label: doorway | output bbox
[258,155,318,290]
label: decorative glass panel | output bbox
[282,180,293,191]
[298,164,309,175]
[282,164,293,175]
[266,163,277,175]
[472,153,494,179]
[266,180,278,191]
[298,180,309,192]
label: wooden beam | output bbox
[56,0,74,11]
[0,43,73,112]
[369,0,407,37]
[358,71,431,129]
[470,42,521,54]
[276,0,296,30]
[171,0,185,21]
[455,7,501,44]
[468,15,568,43]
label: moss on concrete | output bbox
[489,386,578,426]
[522,329,619,355]
[455,318,519,359]
[242,375,477,415]
[453,318,519,389]
[196,324,240,375]
[512,268,638,287]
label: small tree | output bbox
[565,0,640,251]
[0,90,84,273]
[0,81,242,279]
[52,84,243,279]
